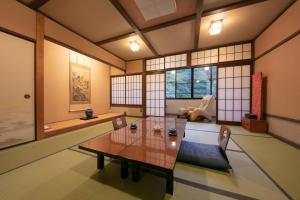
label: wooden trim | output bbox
[45,113,125,137]
[217,121,242,126]
[255,29,300,60]
[110,104,143,108]
[142,59,147,117]
[35,13,45,140]
[95,32,136,46]
[194,0,204,49]
[44,36,126,71]
[109,0,158,56]
[268,131,300,150]
[0,26,35,43]
[265,114,300,124]
[254,0,297,40]
[217,59,253,67]
[202,0,268,17]
[110,72,142,78]
[141,14,195,34]
[29,0,49,9]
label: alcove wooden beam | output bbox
[194,0,204,50]
[35,13,45,140]
[29,0,49,9]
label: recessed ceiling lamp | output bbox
[130,41,140,52]
[209,20,223,35]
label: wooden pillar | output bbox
[142,59,146,117]
[35,13,45,140]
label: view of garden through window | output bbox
[166,66,216,99]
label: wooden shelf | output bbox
[44,112,124,137]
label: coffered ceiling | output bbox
[18,0,294,61]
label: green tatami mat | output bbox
[0,149,235,200]
[0,117,140,175]
[175,150,288,200]
[232,134,300,200]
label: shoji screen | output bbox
[126,74,142,105]
[146,73,165,116]
[146,58,164,71]
[111,76,125,104]
[218,65,251,122]
[165,53,187,69]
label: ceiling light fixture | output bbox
[209,20,223,35]
[130,41,140,52]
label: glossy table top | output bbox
[79,117,187,169]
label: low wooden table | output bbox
[79,117,187,195]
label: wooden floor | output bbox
[44,112,124,137]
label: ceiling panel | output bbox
[145,20,194,55]
[39,0,133,42]
[101,35,154,61]
[198,0,293,48]
[118,0,197,29]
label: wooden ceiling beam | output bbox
[202,0,268,17]
[98,0,268,46]
[109,0,159,56]
[28,0,50,9]
[95,32,136,46]
[194,0,204,50]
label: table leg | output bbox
[121,159,128,179]
[132,163,140,182]
[166,170,174,195]
[97,153,104,169]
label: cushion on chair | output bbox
[177,141,231,171]
[189,108,212,121]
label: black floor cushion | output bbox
[177,141,231,171]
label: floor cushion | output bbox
[177,141,231,171]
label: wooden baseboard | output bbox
[268,131,300,150]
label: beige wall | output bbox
[110,67,125,76]
[110,107,143,117]
[254,1,300,145]
[255,1,300,57]
[0,0,36,40]
[44,18,125,70]
[126,60,143,74]
[0,0,125,70]
[44,40,110,124]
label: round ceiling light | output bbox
[130,41,140,52]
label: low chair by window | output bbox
[112,116,127,130]
[177,125,232,171]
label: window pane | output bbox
[176,69,191,84]
[176,69,191,98]
[212,66,217,97]
[166,70,175,98]
[193,67,211,98]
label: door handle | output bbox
[24,94,31,99]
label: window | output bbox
[166,66,216,99]
[166,69,191,99]
[193,66,216,98]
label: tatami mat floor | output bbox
[0,117,299,200]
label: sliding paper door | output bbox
[146,73,165,116]
[0,31,35,149]
[218,65,251,123]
